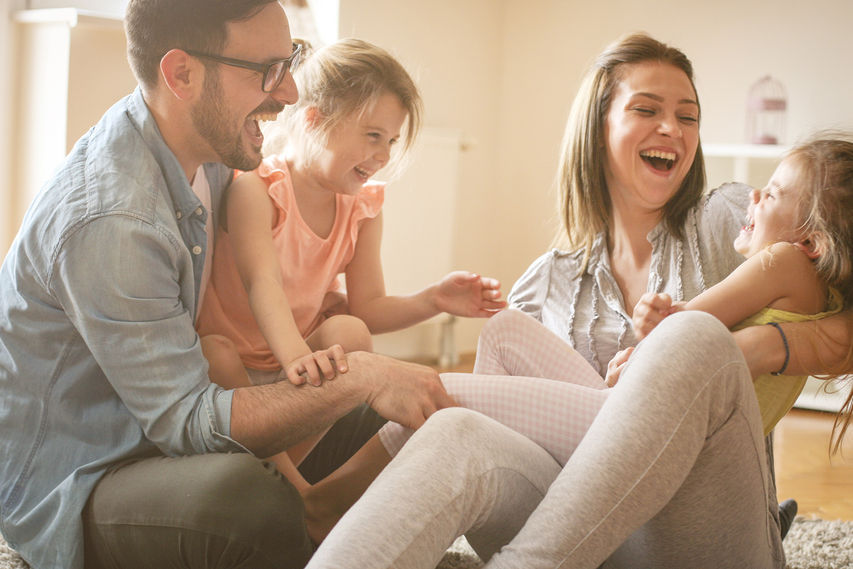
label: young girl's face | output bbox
[309,91,407,195]
[734,158,806,258]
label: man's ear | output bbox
[797,231,827,260]
[159,49,204,101]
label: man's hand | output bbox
[351,352,458,429]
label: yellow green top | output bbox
[733,287,843,435]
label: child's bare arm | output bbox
[632,243,822,341]
[685,243,824,327]
[344,214,505,334]
[225,173,344,385]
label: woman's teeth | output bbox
[355,167,369,179]
[640,149,676,171]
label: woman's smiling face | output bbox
[603,61,700,217]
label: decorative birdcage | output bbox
[746,76,787,145]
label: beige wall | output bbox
[2,1,849,356]
[338,0,853,353]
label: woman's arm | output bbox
[734,312,853,377]
[344,214,505,334]
[226,173,340,384]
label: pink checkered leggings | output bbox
[377,309,611,465]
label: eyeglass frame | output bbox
[183,42,303,93]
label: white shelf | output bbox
[703,143,789,159]
[704,143,789,189]
[794,376,850,413]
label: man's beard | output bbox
[191,70,262,172]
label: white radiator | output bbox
[373,127,464,362]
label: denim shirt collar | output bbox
[126,88,206,224]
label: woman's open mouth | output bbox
[639,149,677,172]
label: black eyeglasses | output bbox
[184,42,303,93]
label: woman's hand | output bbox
[433,271,507,318]
[282,345,348,387]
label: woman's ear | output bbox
[160,49,204,101]
[797,231,827,260]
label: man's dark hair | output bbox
[125,0,277,91]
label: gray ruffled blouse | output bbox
[508,183,751,375]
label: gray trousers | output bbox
[307,311,786,569]
[82,404,385,569]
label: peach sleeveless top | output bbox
[197,155,384,370]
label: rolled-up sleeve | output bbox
[50,212,244,455]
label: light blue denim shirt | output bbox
[0,88,245,569]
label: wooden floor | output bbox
[774,408,853,521]
[433,354,853,521]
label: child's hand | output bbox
[632,293,684,340]
[283,345,348,387]
[605,346,634,387]
[434,271,507,318]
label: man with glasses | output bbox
[0,1,453,568]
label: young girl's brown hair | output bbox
[786,133,853,455]
[263,38,422,178]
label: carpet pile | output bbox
[1,517,851,568]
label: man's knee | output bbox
[86,453,313,569]
[197,453,309,542]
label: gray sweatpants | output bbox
[306,311,785,569]
[82,404,385,569]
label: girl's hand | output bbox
[605,346,634,387]
[632,293,684,340]
[434,271,507,318]
[282,345,348,387]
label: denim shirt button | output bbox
[176,210,183,219]
[192,245,202,255]
[195,207,203,216]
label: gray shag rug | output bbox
[1,517,850,568]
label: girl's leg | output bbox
[474,309,604,389]
[286,315,374,468]
[380,373,609,463]
[202,336,313,492]
[306,314,373,353]
[201,334,252,389]
[379,310,609,461]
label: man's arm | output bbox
[230,351,456,458]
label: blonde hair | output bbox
[263,38,422,176]
[784,133,853,455]
[556,32,705,255]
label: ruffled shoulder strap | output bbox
[354,181,385,220]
